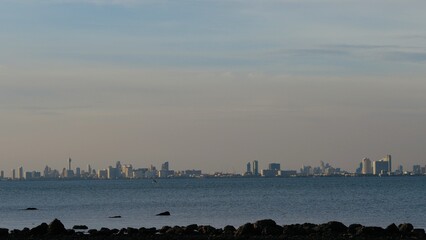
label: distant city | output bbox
[0,154,425,181]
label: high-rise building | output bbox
[161,162,169,171]
[18,166,24,180]
[246,162,252,175]
[252,160,259,176]
[361,158,372,174]
[373,160,389,175]
[12,169,16,180]
[0,170,4,179]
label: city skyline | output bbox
[1,1,426,173]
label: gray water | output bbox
[0,177,424,230]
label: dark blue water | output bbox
[0,177,424,230]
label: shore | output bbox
[1,219,425,240]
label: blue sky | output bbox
[1,0,426,173]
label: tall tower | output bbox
[252,160,259,176]
[386,155,392,174]
[68,158,72,171]
[361,158,372,174]
[246,162,252,174]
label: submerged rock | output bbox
[24,207,38,210]
[156,211,171,216]
[109,215,122,218]
[72,225,89,230]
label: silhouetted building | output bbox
[269,163,281,171]
[361,158,372,174]
[252,160,259,176]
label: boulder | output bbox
[159,226,171,234]
[127,227,139,236]
[235,223,256,236]
[385,223,400,236]
[109,215,122,218]
[411,228,426,239]
[283,224,306,236]
[357,226,385,237]
[48,219,67,235]
[72,225,89,230]
[319,221,348,233]
[0,228,9,237]
[398,223,414,235]
[223,225,236,235]
[348,224,363,235]
[184,224,198,234]
[30,223,48,236]
[198,225,217,235]
[254,219,283,235]
[139,227,157,235]
[156,211,171,216]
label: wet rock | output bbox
[48,219,67,235]
[385,223,400,236]
[167,226,185,235]
[235,223,256,236]
[156,211,171,216]
[0,228,8,237]
[30,222,48,236]
[399,223,414,235]
[25,207,38,211]
[72,225,89,230]
[109,215,122,218]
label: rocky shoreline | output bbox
[1,219,425,240]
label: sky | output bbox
[1,0,426,175]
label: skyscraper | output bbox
[18,166,24,180]
[361,158,372,174]
[252,160,259,176]
[246,162,252,174]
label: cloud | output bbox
[384,51,426,63]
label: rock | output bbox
[0,228,8,237]
[166,226,185,235]
[254,219,283,235]
[235,223,256,236]
[348,224,363,235]
[399,223,414,234]
[198,225,217,235]
[385,223,400,236]
[48,219,67,235]
[254,219,277,230]
[88,229,98,235]
[319,221,348,233]
[223,225,236,235]
[25,207,38,211]
[109,215,122,218]
[139,227,157,235]
[411,228,426,239]
[72,225,89,230]
[156,211,170,216]
[159,226,171,234]
[127,227,139,236]
[283,224,306,236]
[357,226,385,237]
[185,224,198,234]
[30,223,48,236]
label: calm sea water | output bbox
[0,177,425,230]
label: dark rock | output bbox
[99,227,112,235]
[235,223,256,236]
[411,228,426,239]
[198,225,217,235]
[25,207,38,210]
[139,227,157,235]
[109,215,122,218]
[399,223,414,234]
[166,226,185,235]
[72,225,89,230]
[156,211,171,216]
[319,221,348,233]
[67,229,75,235]
[0,228,8,237]
[127,227,139,236]
[223,225,236,235]
[88,229,98,235]
[302,223,318,235]
[254,219,277,230]
[283,224,306,236]
[184,224,198,234]
[48,218,67,235]
[30,222,48,236]
[254,219,283,235]
[357,226,386,237]
[385,223,400,236]
[160,226,171,234]
[348,224,363,235]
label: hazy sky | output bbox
[1,0,426,174]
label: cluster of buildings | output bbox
[1,154,425,181]
[2,159,203,180]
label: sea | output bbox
[0,176,425,230]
